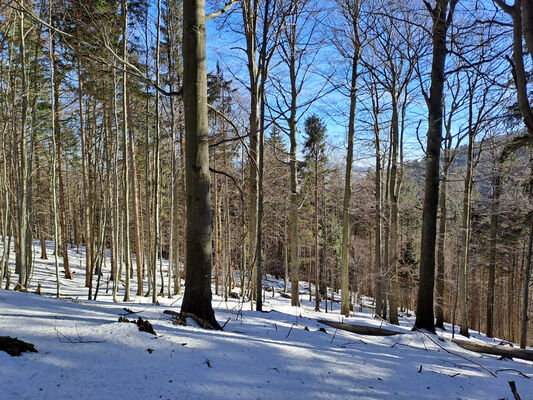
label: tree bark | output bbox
[16,7,31,285]
[77,54,92,288]
[340,12,360,316]
[318,320,404,336]
[242,0,259,305]
[126,93,143,296]
[373,96,383,318]
[494,0,533,134]
[180,0,220,328]
[435,138,451,329]
[121,0,131,302]
[415,0,457,332]
[486,170,500,337]
[458,131,474,337]
[388,92,399,325]
[520,164,533,349]
[523,0,533,66]
[453,338,533,362]
[48,6,60,298]
[288,16,300,307]
[52,23,72,280]
[314,151,320,312]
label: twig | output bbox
[404,316,496,377]
[220,318,231,330]
[121,307,141,315]
[338,339,367,347]
[419,329,497,378]
[285,323,296,339]
[508,381,522,400]
[495,369,530,379]
[54,327,103,344]
[330,328,338,344]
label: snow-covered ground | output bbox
[1,240,532,400]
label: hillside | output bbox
[1,241,532,400]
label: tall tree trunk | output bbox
[340,56,358,316]
[314,152,320,312]
[340,3,360,316]
[180,0,219,328]
[1,142,10,282]
[111,69,120,303]
[214,158,219,296]
[435,128,452,329]
[241,0,259,303]
[373,105,383,318]
[415,0,457,332]
[520,162,533,349]
[152,0,162,302]
[486,171,501,337]
[255,0,276,312]
[77,54,93,288]
[16,6,32,286]
[520,215,533,348]
[144,7,153,294]
[388,93,399,325]
[52,23,72,280]
[169,92,178,297]
[127,93,143,296]
[459,132,474,337]
[48,6,60,298]
[122,0,131,302]
[288,36,299,308]
[255,89,264,312]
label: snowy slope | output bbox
[0,240,532,400]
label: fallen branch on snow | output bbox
[318,320,405,336]
[452,339,533,363]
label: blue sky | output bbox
[201,0,516,169]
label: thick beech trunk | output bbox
[180,0,219,328]
[415,0,457,332]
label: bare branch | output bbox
[206,1,240,21]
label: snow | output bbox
[0,240,532,400]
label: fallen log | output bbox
[318,320,405,336]
[452,339,533,362]
[0,336,38,356]
[276,290,291,299]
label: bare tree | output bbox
[269,0,324,307]
[415,0,458,332]
[332,0,362,317]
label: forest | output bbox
[1,0,533,368]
